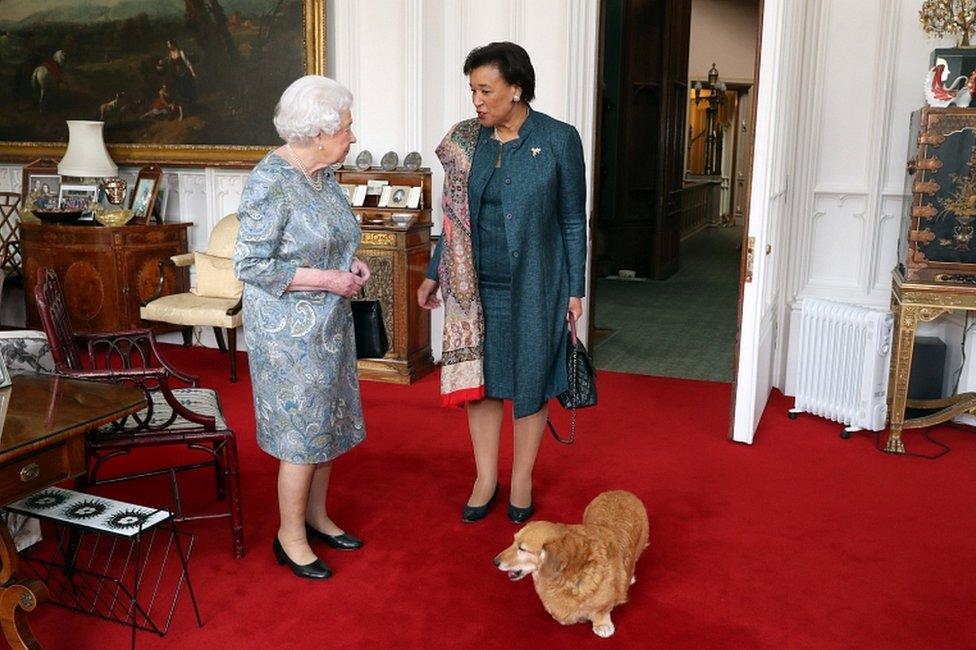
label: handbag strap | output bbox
[546,414,576,445]
[547,310,580,445]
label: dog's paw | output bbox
[592,622,615,638]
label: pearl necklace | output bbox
[286,143,323,191]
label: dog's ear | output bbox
[540,530,572,578]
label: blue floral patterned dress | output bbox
[234,152,365,464]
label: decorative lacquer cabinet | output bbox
[336,167,434,384]
[899,107,976,284]
[21,222,190,332]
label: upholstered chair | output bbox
[140,213,243,381]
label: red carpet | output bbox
[33,345,976,648]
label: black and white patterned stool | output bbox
[5,487,202,648]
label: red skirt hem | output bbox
[442,386,485,408]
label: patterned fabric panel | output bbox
[0,330,55,374]
[7,487,170,537]
[2,512,41,552]
[97,387,227,434]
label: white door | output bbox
[730,0,799,444]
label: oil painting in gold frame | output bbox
[0,0,325,167]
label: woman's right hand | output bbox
[324,270,366,298]
[417,278,441,309]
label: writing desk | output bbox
[0,374,145,649]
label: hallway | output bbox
[593,225,742,381]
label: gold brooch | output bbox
[531,147,541,157]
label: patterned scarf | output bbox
[435,119,485,407]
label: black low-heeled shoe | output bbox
[462,483,499,523]
[273,538,332,579]
[508,501,535,524]
[305,523,364,551]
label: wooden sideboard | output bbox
[337,167,434,384]
[21,222,190,333]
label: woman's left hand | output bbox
[350,257,371,285]
[566,297,583,325]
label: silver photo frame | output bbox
[355,150,373,171]
[403,151,422,171]
[380,151,399,171]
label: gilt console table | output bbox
[886,269,976,453]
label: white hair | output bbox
[273,75,353,144]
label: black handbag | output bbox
[548,313,597,444]
[351,295,389,359]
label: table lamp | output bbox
[58,120,117,177]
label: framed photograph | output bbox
[59,184,99,212]
[130,164,162,224]
[365,179,388,196]
[351,185,368,207]
[407,186,422,209]
[388,185,413,209]
[0,0,326,168]
[21,159,60,209]
[26,175,62,211]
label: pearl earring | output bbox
[318,145,324,150]
[514,95,520,102]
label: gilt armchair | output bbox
[140,213,243,382]
[35,268,245,559]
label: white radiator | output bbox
[789,298,894,431]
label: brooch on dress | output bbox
[531,147,541,157]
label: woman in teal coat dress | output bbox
[418,42,587,524]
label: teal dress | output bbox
[478,147,516,398]
[428,110,588,418]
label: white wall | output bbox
[777,0,962,392]
[689,0,760,82]
[0,0,600,357]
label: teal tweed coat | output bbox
[428,109,587,417]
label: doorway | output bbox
[589,0,761,383]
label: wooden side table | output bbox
[20,222,190,333]
[886,269,976,453]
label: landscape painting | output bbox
[0,0,324,165]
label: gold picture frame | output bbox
[0,0,326,168]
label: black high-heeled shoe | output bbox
[508,501,535,524]
[461,483,499,523]
[272,538,332,579]
[305,523,363,551]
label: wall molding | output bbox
[784,0,830,305]
[862,1,901,295]
[404,0,424,153]
[510,0,526,46]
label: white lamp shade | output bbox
[58,120,117,177]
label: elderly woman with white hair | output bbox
[234,75,370,580]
